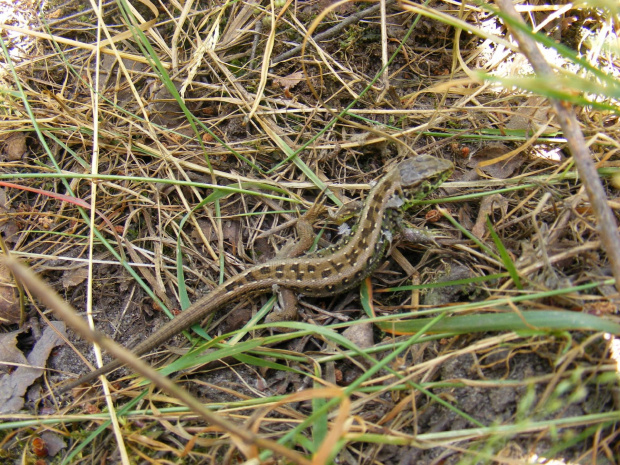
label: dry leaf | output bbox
[0,219,20,244]
[0,263,21,325]
[468,144,524,179]
[472,194,509,238]
[3,133,27,160]
[0,321,66,414]
[0,329,27,373]
[195,219,240,243]
[222,220,241,244]
[62,266,89,288]
[505,96,554,131]
[273,71,303,91]
[148,84,186,130]
[39,431,67,457]
[0,188,19,244]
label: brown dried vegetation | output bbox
[0,0,619,463]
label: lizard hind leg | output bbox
[264,284,299,327]
[281,193,328,258]
[263,196,327,326]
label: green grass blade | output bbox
[375,310,620,335]
[487,217,523,289]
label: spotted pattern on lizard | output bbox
[57,155,453,394]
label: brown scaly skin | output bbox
[57,155,453,394]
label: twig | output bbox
[494,0,620,292]
[272,0,395,64]
[1,257,311,465]
[250,17,263,68]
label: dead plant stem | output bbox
[495,0,620,292]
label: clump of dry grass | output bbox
[0,0,619,463]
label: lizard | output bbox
[56,155,453,394]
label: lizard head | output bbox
[396,155,453,206]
